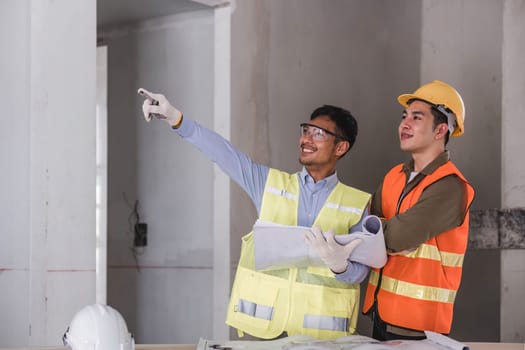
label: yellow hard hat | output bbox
[397,80,465,137]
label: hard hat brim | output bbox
[397,93,428,107]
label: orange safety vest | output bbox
[363,161,474,334]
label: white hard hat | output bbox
[63,304,134,350]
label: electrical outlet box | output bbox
[134,223,148,247]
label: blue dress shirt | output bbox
[175,116,368,283]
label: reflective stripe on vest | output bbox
[237,299,274,320]
[265,186,298,201]
[403,243,464,267]
[368,270,456,304]
[226,168,371,339]
[325,202,363,216]
[238,300,350,333]
[303,314,348,332]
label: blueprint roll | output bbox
[362,215,381,235]
[342,215,387,268]
[253,215,388,271]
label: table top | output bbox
[2,342,524,350]
[134,343,525,350]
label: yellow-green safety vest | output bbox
[225,168,371,339]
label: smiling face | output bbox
[399,100,448,156]
[299,115,349,179]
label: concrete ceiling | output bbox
[97,0,212,28]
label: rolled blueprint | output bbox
[253,215,387,271]
[337,215,387,269]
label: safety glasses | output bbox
[300,123,346,142]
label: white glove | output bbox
[139,88,183,128]
[304,226,363,273]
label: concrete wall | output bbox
[421,0,503,210]
[99,10,216,344]
[265,0,418,192]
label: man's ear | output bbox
[434,123,448,140]
[335,140,350,157]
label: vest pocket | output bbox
[226,266,289,339]
[287,283,359,338]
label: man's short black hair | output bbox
[310,104,358,152]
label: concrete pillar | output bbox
[0,0,97,346]
[501,0,525,342]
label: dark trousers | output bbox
[370,307,427,341]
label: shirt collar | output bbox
[299,167,339,187]
[402,150,450,175]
